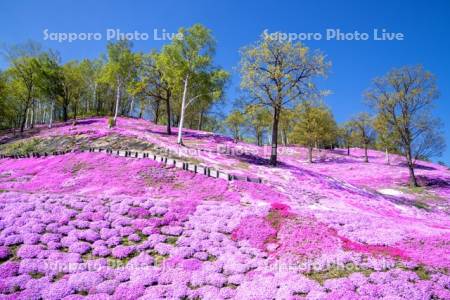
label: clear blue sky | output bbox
[1,0,450,164]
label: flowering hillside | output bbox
[0,117,449,299]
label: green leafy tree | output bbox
[239,33,330,165]
[2,42,45,132]
[279,109,295,146]
[0,71,16,129]
[79,58,104,116]
[60,61,85,121]
[290,101,336,163]
[349,112,375,163]
[225,110,246,141]
[158,24,228,145]
[133,52,174,132]
[365,65,445,186]
[100,41,140,122]
[244,104,272,146]
[338,122,354,156]
[5,59,40,132]
[373,114,398,165]
[35,51,63,128]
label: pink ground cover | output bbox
[0,117,449,299]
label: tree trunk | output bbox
[407,162,418,187]
[73,101,78,120]
[166,92,172,135]
[198,110,204,131]
[364,144,369,162]
[154,99,160,124]
[30,102,35,129]
[405,148,418,187]
[41,102,45,124]
[385,148,390,165]
[114,82,121,122]
[269,107,280,166]
[96,84,102,116]
[93,82,97,115]
[308,146,313,163]
[347,144,350,156]
[20,108,27,133]
[129,97,135,117]
[283,129,288,146]
[62,98,68,122]
[48,100,54,128]
[177,75,189,145]
[138,101,144,118]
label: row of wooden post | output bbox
[0,148,262,183]
[84,148,263,183]
[0,150,71,159]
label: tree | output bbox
[279,109,295,146]
[60,61,84,121]
[225,110,245,142]
[0,71,16,129]
[290,101,336,163]
[36,51,63,128]
[79,58,104,116]
[101,41,140,123]
[5,59,41,132]
[239,33,330,165]
[338,122,354,156]
[244,104,272,146]
[159,24,228,145]
[350,113,375,163]
[134,52,174,133]
[7,57,42,132]
[366,65,445,186]
[373,114,398,165]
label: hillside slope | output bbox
[0,117,449,299]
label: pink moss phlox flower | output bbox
[111,245,135,259]
[68,241,91,254]
[41,279,74,300]
[112,282,145,300]
[68,271,104,292]
[17,244,43,259]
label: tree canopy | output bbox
[239,33,330,165]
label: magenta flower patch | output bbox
[231,216,277,249]
[0,117,449,299]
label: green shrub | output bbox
[108,117,116,128]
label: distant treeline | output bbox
[0,25,445,186]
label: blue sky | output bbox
[1,0,450,163]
